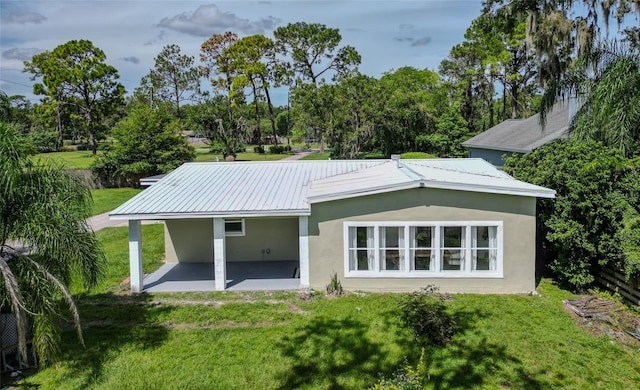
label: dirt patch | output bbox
[148,299,227,307]
[287,304,308,315]
[563,296,640,347]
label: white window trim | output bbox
[225,218,245,237]
[343,221,503,279]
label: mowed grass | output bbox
[301,151,331,160]
[37,149,291,169]
[90,188,142,215]
[21,226,640,389]
[36,151,99,169]
[195,151,290,162]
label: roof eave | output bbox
[308,180,555,204]
[462,143,532,154]
[109,209,311,220]
[420,180,556,199]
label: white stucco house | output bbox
[110,157,555,294]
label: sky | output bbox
[0,1,483,106]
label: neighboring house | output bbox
[462,102,571,166]
[110,157,555,294]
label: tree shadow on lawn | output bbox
[276,304,552,389]
[420,307,552,390]
[22,292,172,389]
[275,315,397,390]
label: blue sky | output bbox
[0,1,483,106]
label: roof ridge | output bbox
[404,160,510,180]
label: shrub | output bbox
[398,286,456,345]
[269,145,286,154]
[254,145,265,154]
[370,349,426,390]
[504,140,640,289]
[325,272,343,295]
[400,152,436,159]
[28,130,59,152]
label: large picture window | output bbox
[344,221,503,278]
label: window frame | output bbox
[224,218,245,237]
[343,221,503,278]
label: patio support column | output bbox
[129,220,143,293]
[299,216,310,288]
[213,218,227,291]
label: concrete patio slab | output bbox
[143,261,300,292]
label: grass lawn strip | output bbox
[195,151,290,162]
[36,151,99,169]
[19,225,640,389]
[300,151,331,160]
[90,188,142,216]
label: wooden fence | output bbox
[595,266,640,306]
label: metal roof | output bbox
[307,159,555,203]
[111,159,555,220]
[462,102,570,153]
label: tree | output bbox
[140,44,201,119]
[319,74,379,159]
[226,35,283,147]
[439,41,489,133]
[545,42,640,156]
[24,40,125,154]
[91,103,196,186]
[504,139,640,290]
[275,22,361,152]
[274,22,361,85]
[484,0,640,121]
[377,67,444,156]
[188,97,248,158]
[201,32,245,156]
[0,122,104,364]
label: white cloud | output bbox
[158,4,282,36]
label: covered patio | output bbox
[142,261,301,292]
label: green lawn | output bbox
[90,188,142,216]
[195,151,290,162]
[36,151,99,169]
[300,152,331,160]
[36,149,290,169]
[19,226,640,389]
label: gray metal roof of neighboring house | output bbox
[110,158,555,220]
[462,102,571,153]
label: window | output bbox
[380,226,405,270]
[441,226,464,271]
[225,219,245,236]
[348,226,374,270]
[410,226,433,270]
[344,221,502,278]
[471,226,498,271]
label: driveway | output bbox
[88,212,159,232]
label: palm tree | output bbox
[540,41,640,156]
[0,122,104,364]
